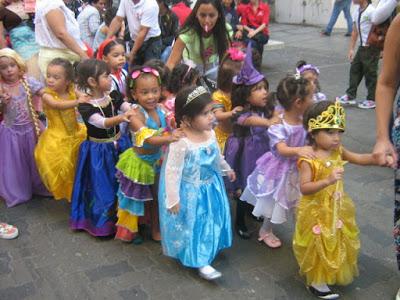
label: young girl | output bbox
[114,66,182,243]
[213,47,245,152]
[34,58,87,202]
[163,63,200,129]
[0,48,49,207]
[296,60,327,103]
[70,59,134,237]
[241,74,314,247]
[294,100,377,299]
[158,85,235,280]
[97,39,131,152]
[224,44,279,239]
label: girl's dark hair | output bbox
[231,78,273,117]
[76,59,110,92]
[217,55,242,93]
[168,63,200,94]
[102,39,125,57]
[48,58,74,82]
[303,100,335,144]
[180,0,231,69]
[296,60,307,69]
[171,0,192,6]
[175,85,212,127]
[276,75,312,111]
[104,7,117,26]
[145,59,170,88]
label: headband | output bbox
[96,38,116,60]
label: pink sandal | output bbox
[258,232,282,248]
[0,222,19,239]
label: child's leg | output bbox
[235,190,251,239]
[362,47,380,101]
[258,218,281,248]
[346,47,364,99]
[150,175,161,241]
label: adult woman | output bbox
[35,0,89,77]
[0,0,40,78]
[166,0,231,83]
[77,0,106,48]
[372,14,400,300]
[235,0,270,58]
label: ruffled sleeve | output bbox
[27,77,44,95]
[133,127,163,147]
[165,138,187,209]
[78,103,98,121]
[211,130,232,175]
[268,123,288,151]
[235,111,252,126]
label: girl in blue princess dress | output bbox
[158,85,235,281]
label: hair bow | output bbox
[227,47,245,61]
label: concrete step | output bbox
[265,39,285,51]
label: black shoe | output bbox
[308,286,340,299]
[236,225,251,239]
[344,32,351,37]
[321,31,331,36]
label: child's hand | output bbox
[227,170,236,182]
[266,116,282,127]
[297,146,316,159]
[168,203,180,214]
[122,109,136,122]
[231,106,243,116]
[328,167,344,185]
[169,128,185,143]
[0,85,11,105]
[76,92,91,104]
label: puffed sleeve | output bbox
[27,77,44,95]
[164,138,187,209]
[268,123,288,150]
[78,103,98,122]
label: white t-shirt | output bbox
[116,0,161,41]
[352,4,375,47]
[35,0,85,49]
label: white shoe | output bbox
[338,94,356,105]
[396,287,400,300]
[0,222,19,239]
[357,100,376,109]
[198,265,222,281]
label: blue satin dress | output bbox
[158,134,232,268]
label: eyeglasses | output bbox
[131,67,160,80]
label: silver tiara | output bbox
[185,86,208,106]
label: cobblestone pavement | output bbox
[0,24,398,300]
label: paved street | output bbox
[0,23,398,300]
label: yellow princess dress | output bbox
[212,90,232,152]
[34,87,86,201]
[293,148,360,286]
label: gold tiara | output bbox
[308,101,346,132]
[184,86,208,107]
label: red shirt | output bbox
[171,2,192,27]
[240,2,270,36]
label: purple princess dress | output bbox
[241,119,307,224]
[0,77,49,207]
[224,110,270,193]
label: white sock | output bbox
[311,283,330,292]
[199,265,216,274]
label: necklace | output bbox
[92,96,116,138]
[3,79,20,87]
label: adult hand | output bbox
[235,30,243,40]
[348,49,354,62]
[373,138,398,168]
[247,29,256,39]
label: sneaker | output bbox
[198,265,222,281]
[321,31,331,36]
[0,223,19,239]
[344,32,352,37]
[338,95,356,105]
[308,286,340,300]
[357,100,376,109]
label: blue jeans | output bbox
[325,0,353,34]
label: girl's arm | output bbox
[276,143,316,159]
[299,160,343,195]
[348,23,358,61]
[213,106,242,122]
[42,93,79,110]
[130,108,183,147]
[241,114,281,127]
[342,147,377,166]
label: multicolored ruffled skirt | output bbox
[115,148,160,241]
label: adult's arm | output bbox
[372,0,398,25]
[106,15,124,38]
[46,9,88,59]
[165,37,185,70]
[129,26,149,63]
[373,14,400,166]
[0,22,6,48]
